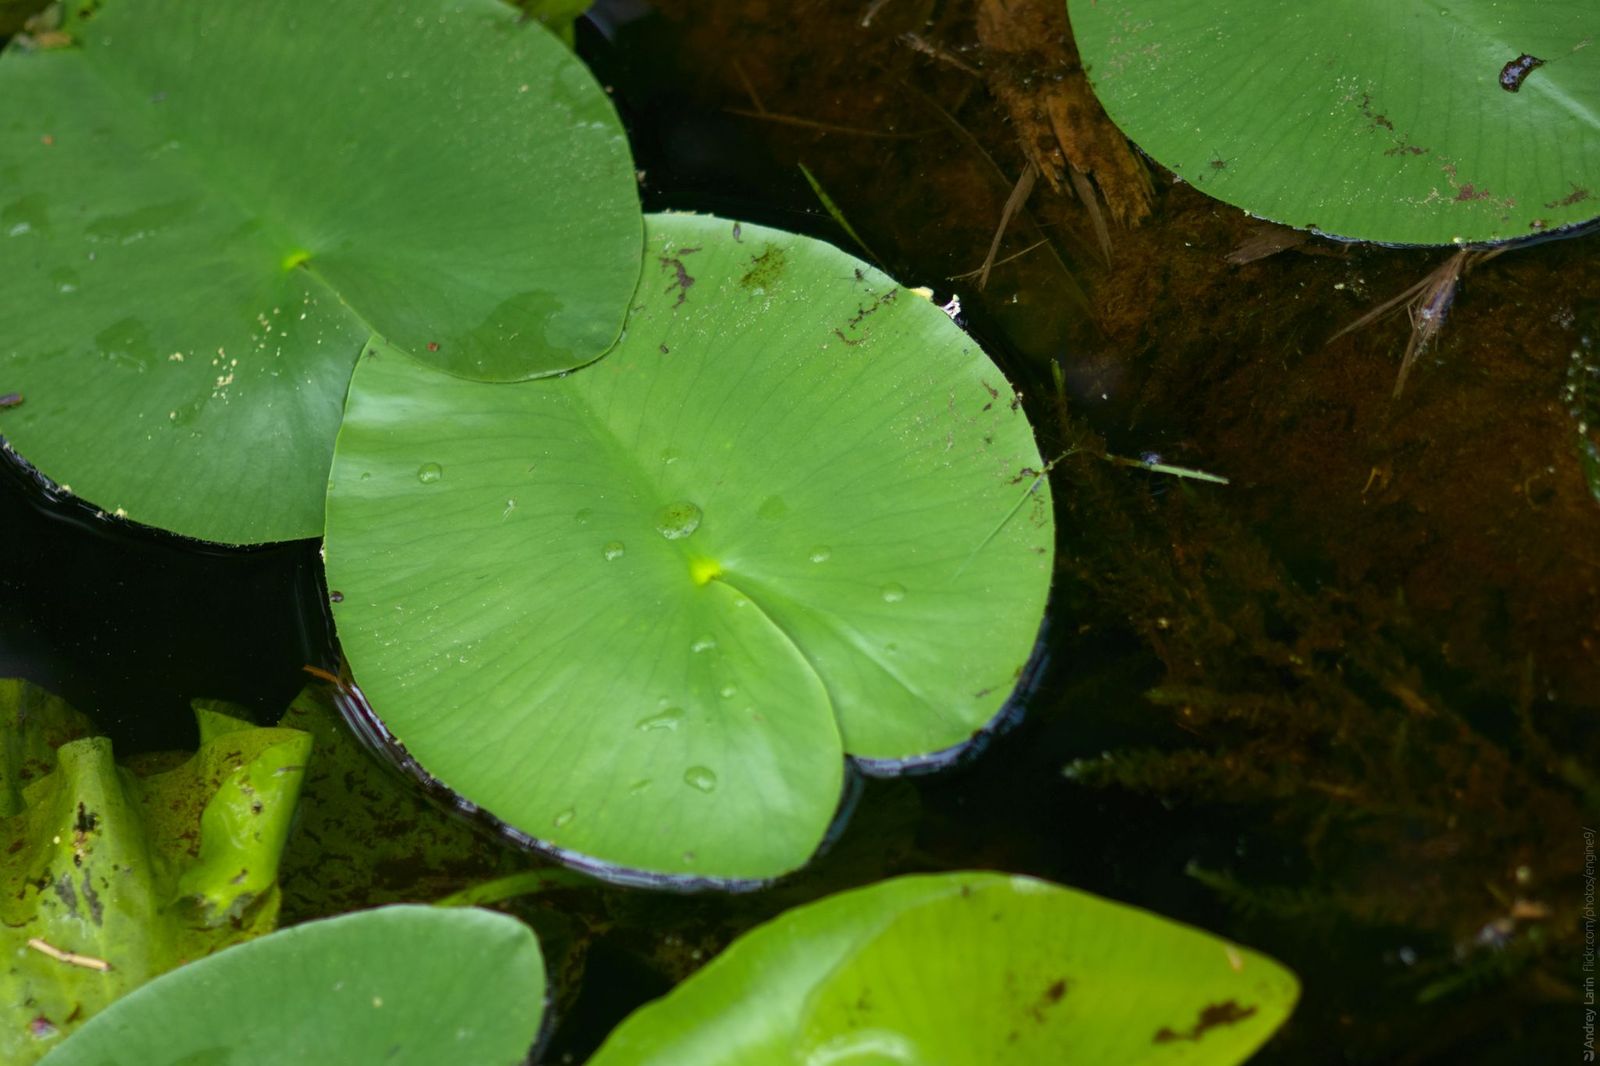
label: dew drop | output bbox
[809,545,832,564]
[683,766,718,792]
[574,507,593,525]
[602,540,626,561]
[416,462,443,484]
[629,779,651,794]
[756,495,788,521]
[660,446,681,465]
[655,500,703,540]
[553,808,575,828]
[719,684,738,699]
[691,636,717,654]
[637,707,685,732]
[881,582,907,603]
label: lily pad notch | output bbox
[324,213,1057,888]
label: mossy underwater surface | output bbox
[0,0,1594,1064]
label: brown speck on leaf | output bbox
[329,590,344,603]
[1153,1000,1259,1043]
[659,343,670,354]
[0,392,23,410]
[1545,184,1591,208]
[426,341,440,352]
[659,247,701,307]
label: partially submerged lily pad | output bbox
[324,213,1054,884]
[1068,0,1600,244]
[0,0,641,543]
[0,682,309,1064]
[589,872,1299,1065]
[37,905,547,1066]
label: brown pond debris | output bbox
[973,0,1153,234]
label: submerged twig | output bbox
[725,107,923,139]
[798,162,882,264]
[1330,247,1506,397]
[977,161,1037,290]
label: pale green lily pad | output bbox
[1068,0,1600,244]
[324,212,1054,884]
[0,0,641,543]
[36,905,546,1066]
[0,683,309,1064]
[591,872,1299,1066]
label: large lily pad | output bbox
[324,212,1054,884]
[1068,1,1600,244]
[590,872,1299,1065]
[1,683,309,1064]
[0,0,641,543]
[36,905,547,1066]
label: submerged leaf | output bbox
[37,905,547,1066]
[0,682,309,1063]
[274,684,537,922]
[591,873,1299,1066]
[324,213,1055,883]
[0,0,642,542]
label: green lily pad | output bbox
[36,905,547,1066]
[590,872,1299,1065]
[1,683,309,1064]
[0,0,641,543]
[1068,0,1600,244]
[323,212,1054,884]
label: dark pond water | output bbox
[2,2,1589,1063]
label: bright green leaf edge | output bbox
[591,872,1299,1066]
[1,683,310,1064]
[324,212,1055,885]
[0,0,642,543]
[36,905,547,1066]
[1068,0,1600,245]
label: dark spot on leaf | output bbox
[1545,184,1591,208]
[1153,1000,1259,1043]
[659,246,701,307]
[731,222,742,242]
[330,590,344,603]
[53,873,78,915]
[426,341,440,352]
[0,392,23,409]
[1454,183,1493,202]
[1499,53,1544,92]
[658,343,669,354]
[1028,978,1071,1023]
[80,869,102,925]
[74,803,97,835]
[738,244,787,290]
[833,327,862,346]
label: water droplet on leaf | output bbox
[602,540,626,561]
[809,545,832,563]
[637,707,685,732]
[683,766,718,792]
[881,582,906,603]
[655,500,703,540]
[553,808,575,828]
[417,462,443,484]
[691,636,717,653]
